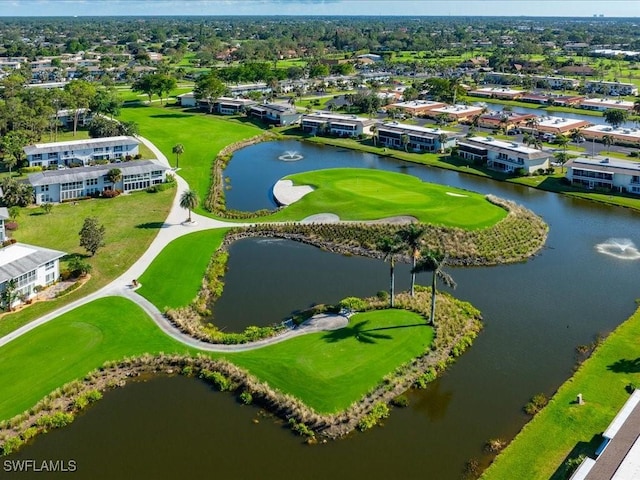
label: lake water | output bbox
[9,140,640,479]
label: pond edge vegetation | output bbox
[0,288,481,454]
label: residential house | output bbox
[565,156,640,194]
[177,92,197,108]
[386,100,447,117]
[300,112,374,137]
[0,237,66,309]
[581,125,640,147]
[528,116,592,135]
[477,111,537,130]
[377,123,458,153]
[228,83,271,97]
[531,75,580,90]
[457,136,553,174]
[519,93,551,105]
[28,160,170,204]
[468,87,525,100]
[53,108,94,129]
[249,103,301,126]
[584,80,638,96]
[24,136,140,168]
[207,97,257,115]
[425,104,484,123]
[579,98,635,112]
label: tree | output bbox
[1,279,19,312]
[90,88,121,118]
[63,80,97,135]
[554,151,570,174]
[399,223,427,297]
[0,178,33,207]
[602,134,614,153]
[180,189,199,223]
[1,131,29,175]
[556,134,570,172]
[158,75,177,105]
[194,71,228,113]
[411,250,457,326]
[105,168,122,187]
[172,144,184,168]
[41,202,53,215]
[370,124,378,146]
[88,117,120,138]
[401,133,410,152]
[438,132,449,153]
[603,109,629,129]
[377,235,404,307]
[132,73,164,104]
[79,217,106,256]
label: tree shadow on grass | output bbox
[136,221,166,229]
[62,252,90,261]
[607,357,640,373]
[549,434,602,480]
[322,320,424,344]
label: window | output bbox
[45,261,55,271]
[86,178,98,186]
[41,185,49,192]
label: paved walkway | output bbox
[0,136,349,352]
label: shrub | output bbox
[68,257,92,277]
[288,418,315,438]
[376,290,389,301]
[484,438,506,453]
[102,189,120,198]
[390,394,409,407]
[21,427,38,441]
[36,412,74,429]
[339,296,368,312]
[134,153,142,159]
[524,393,549,415]
[5,221,18,231]
[19,166,43,175]
[357,402,390,431]
[199,369,233,391]
[239,391,253,405]
[1,436,24,455]
[414,367,437,388]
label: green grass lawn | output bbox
[226,309,433,413]
[482,307,640,480]
[137,228,229,310]
[0,188,174,337]
[0,297,196,422]
[268,168,507,228]
[118,104,262,211]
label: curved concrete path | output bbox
[0,136,349,352]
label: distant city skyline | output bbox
[1,0,639,18]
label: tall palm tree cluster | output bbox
[377,223,456,326]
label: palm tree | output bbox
[602,134,614,153]
[556,134,570,172]
[377,235,404,307]
[438,132,449,153]
[105,168,122,187]
[370,124,379,146]
[411,250,457,326]
[525,117,540,138]
[633,98,640,116]
[172,143,184,169]
[180,189,199,223]
[401,133,410,152]
[399,223,427,297]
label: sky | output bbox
[0,0,639,17]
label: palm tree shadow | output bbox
[322,320,392,344]
[322,321,426,344]
[607,357,640,373]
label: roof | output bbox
[0,242,66,284]
[379,122,457,138]
[460,136,553,159]
[0,207,9,221]
[566,156,640,176]
[302,112,372,125]
[28,160,169,187]
[24,136,140,156]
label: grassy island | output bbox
[268,168,508,227]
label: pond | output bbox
[10,140,640,479]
